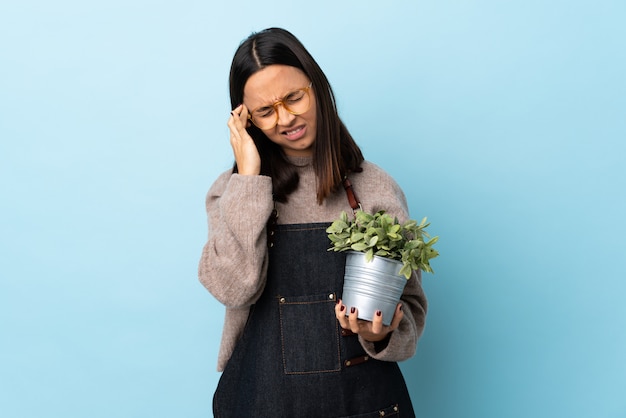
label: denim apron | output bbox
[213,222,415,417]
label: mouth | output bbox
[282,125,306,141]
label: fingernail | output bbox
[376,310,382,317]
[340,305,345,312]
[350,307,356,314]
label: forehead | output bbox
[243,65,309,107]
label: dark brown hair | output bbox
[229,27,363,204]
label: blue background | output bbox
[1,1,625,417]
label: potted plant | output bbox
[327,210,439,325]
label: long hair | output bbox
[229,27,363,204]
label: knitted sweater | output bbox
[198,157,428,371]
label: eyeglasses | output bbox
[247,82,313,130]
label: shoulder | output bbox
[353,161,404,194]
[359,160,394,179]
[350,160,410,220]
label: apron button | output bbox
[279,297,286,303]
[328,293,335,301]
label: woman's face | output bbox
[243,65,317,157]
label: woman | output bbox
[199,27,427,417]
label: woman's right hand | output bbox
[228,104,261,176]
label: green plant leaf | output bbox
[351,242,369,252]
[399,264,412,279]
[387,232,401,240]
[351,232,365,242]
[367,235,379,247]
[356,211,373,224]
[327,234,343,243]
[403,219,417,229]
[326,221,348,234]
[327,209,440,277]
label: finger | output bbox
[231,105,248,129]
[228,104,245,131]
[228,110,244,133]
[227,105,261,175]
[232,118,251,146]
[370,310,383,334]
[348,306,360,333]
[228,109,250,148]
[388,303,404,331]
[335,301,349,328]
[239,104,249,123]
[227,112,240,141]
[229,104,243,122]
[239,105,252,129]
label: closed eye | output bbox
[254,107,275,118]
[284,90,305,105]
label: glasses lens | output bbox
[282,89,309,114]
[250,111,276,130]
[251,87,310,130]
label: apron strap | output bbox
[342,177,362,213]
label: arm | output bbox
[198,104,274,307]
[198,171,274,307]
[336,162,428,361]
[358,269,427,362]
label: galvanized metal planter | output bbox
[341,251,408,326]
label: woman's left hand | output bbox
[335,300,403,342]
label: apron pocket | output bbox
[278,292,341,374]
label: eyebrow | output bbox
[248,80,313,112]
[251,83,311,109]
[256,90,296,108]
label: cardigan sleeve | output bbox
[358,270,427,362]
[352,162,429,362]
[198,170,275,307]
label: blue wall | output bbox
[1,1,625,417]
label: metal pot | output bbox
[341,251,407,326]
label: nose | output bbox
[275,103,296,126]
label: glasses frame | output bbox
[247,82,313,130]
